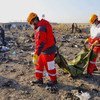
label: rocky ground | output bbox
[0,23,100,100]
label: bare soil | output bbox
[0,23,100,100]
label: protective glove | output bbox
[84,38,88,44]
[32,53,38,65]
[31,33,34,39]
[92,40,99,46]
[89,40,99,50]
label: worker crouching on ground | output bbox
[85,14,100,75]
[27,12,57,89]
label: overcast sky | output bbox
[0,0,100,23]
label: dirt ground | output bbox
[0,23,100,100]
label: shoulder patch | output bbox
[38,26,47,32]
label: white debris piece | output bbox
[76,92,91,100]
[0,46,9,51]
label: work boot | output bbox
[31,79,43,86]
[46,80,58,93]
[85,73,93,78]
[47,80,57,86]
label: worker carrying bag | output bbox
[55,45,96,77]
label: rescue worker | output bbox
[27,12,57,88]
[0,26,6,46]
[86,14,100,75]
[71,23,75,33]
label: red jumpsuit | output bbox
[87,23,100,75]
[34,19,57,81]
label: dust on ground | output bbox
[0,23,100,100]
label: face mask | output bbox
[33,19,38,26]
[31,25,34,29]
[93,19,98,26]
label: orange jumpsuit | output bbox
[34,19,57,81]
[87,23,100,75]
